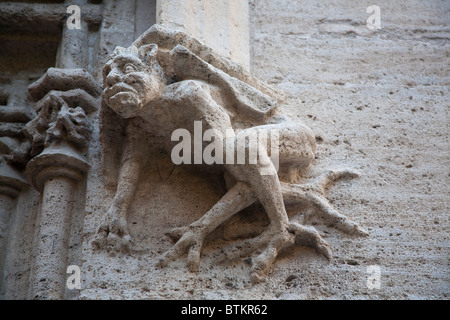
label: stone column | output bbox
[0,194,12,296]
[156,0,250,70]
[23,0,101,299]
[0,193,13,296]
[26,142,90,299]
[0,156,29,279]
[57,0,89,70]
[0,195,11,243]
[0,77,33,296]
[0,161,28,243]
[25,71,99,299]
[0,168,28,295]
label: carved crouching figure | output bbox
[94,27,368,283]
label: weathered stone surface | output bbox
[24,65,99,299]
[156,0,250,70]
[248,0,449,299]
[0,0,447,300]
[93,23,366,284]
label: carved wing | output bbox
[169,44,277,122]
[133,24,285,104]
[135,24,287,124]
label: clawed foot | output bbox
[282,168,369,237]
[157,168,367,283]
[160,221,333,284]
[156,224,207,272]
[217,222,332,283]
[92,206,132,254]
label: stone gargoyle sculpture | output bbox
[93,24,368,283]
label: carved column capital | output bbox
[25,143,89,193]
[24,68,100,191]
[24,67,100,300]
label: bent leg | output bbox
[225,131,295,281]
[158,181,257,271]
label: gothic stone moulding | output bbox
[0,82,34,198]
[94,24,368,283]
[0,158,28,199]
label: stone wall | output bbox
[0,0,448,300]
[250,0,449,299]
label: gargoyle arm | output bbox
[93,118,145,252]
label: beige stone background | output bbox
[2,0,448,300]
[247,0,449,299]
[77,0,449,299]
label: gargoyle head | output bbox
[102,43,166,118]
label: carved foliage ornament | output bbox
[26,68,100,157]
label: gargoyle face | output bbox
[102,51,161,118]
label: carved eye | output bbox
[102,62,112,80]
[124,63,137,74]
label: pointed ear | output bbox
[138,44,158,64]
[113,46,127,56]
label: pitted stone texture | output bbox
[25,68,100,157]
[95,24,366,283]
[157,0,250,70]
